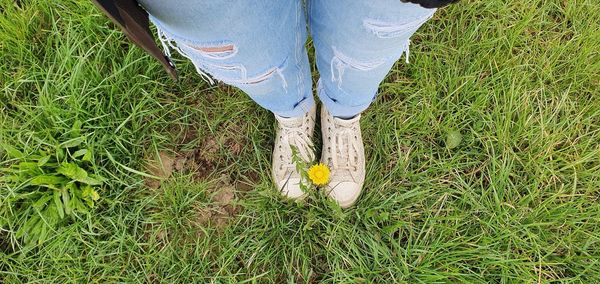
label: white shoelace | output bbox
[278,123,314,172]
[328,122,360,176]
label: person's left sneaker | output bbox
[320,106,365,208]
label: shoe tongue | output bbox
[283,119,303,128]
[277,115,303,127]
[333,115,360,126]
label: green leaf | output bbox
[30,175,66,186]
[32,195,52,210]
[0,174,20,183]
[82,148,93,162]
[445,130,462,149]
[82,176,102,185]
[1,143,24,159]
[71,120,83,138]
[57,162,89,182]
[72,149,88,158]
[376,212,390,222]
[59,136,85,148]
[105,150,162,179]
[69,195,88,214]
[383,222,407,235]
[62,185,72,215]
[88,174,106,184]
[82,185,100,207]
[57,162,79,178]
[18,162,38,171]
[37,155,51,167]
[56,146,65,161]
[53,189,65,219]
[56,162,103,185]
[16,215,39,239]
[38,223,48,245]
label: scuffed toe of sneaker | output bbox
[327,181,362,208]
[278,177,306,199]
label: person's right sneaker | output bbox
[272,105,317,199]
[320,106,365,208]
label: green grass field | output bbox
[1,0,599,282]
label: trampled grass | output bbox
[1,0,599,282]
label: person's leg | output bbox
[309,0,436,207]
[138,0,313,118]
[138,0,316,198]
[309,0,436,117]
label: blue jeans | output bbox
[138,0,436,118]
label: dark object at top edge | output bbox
[401,0,460,9]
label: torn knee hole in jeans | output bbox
[363,13,435,39]
[362,13,435,64]
[225,58,289,92]
[155,26,238,84]
[330,46,385,88]
[155,23,287,90]
[244,68,277,84]
[186,43,237,59]
[242,65,288,89]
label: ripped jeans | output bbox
[138,0,436,118]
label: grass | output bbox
[1,0,599,282]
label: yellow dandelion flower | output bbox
[308,163,330,186]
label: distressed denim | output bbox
[138,0,436,118]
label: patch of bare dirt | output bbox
[144,151,177,189]
[141,121,259,240]
[192,175,240,235]
[143,135,223,188]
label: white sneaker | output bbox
[272,105,316,199]
[321,106,365,208]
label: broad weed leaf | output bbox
[70,195,88,213]
[1,143,24,159]
[61,186,72,215]
[88,174,106,184]
[70,120,83,138]
[445,130,462,149]
[16,215,39,239]
[32,195,52,210]
[53,189,65,219]
[82,148,93,161]
[59,137,85,148]
[37,155,51,167]
[72,149,88,158]
[18,162,38,171]
[81,148,94,162]
[30,175,66,186]
[82,185,100,208]
[56,146,65,161]
[57,162,103,185]
[57,162,88,182]
[80,176,102,186]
